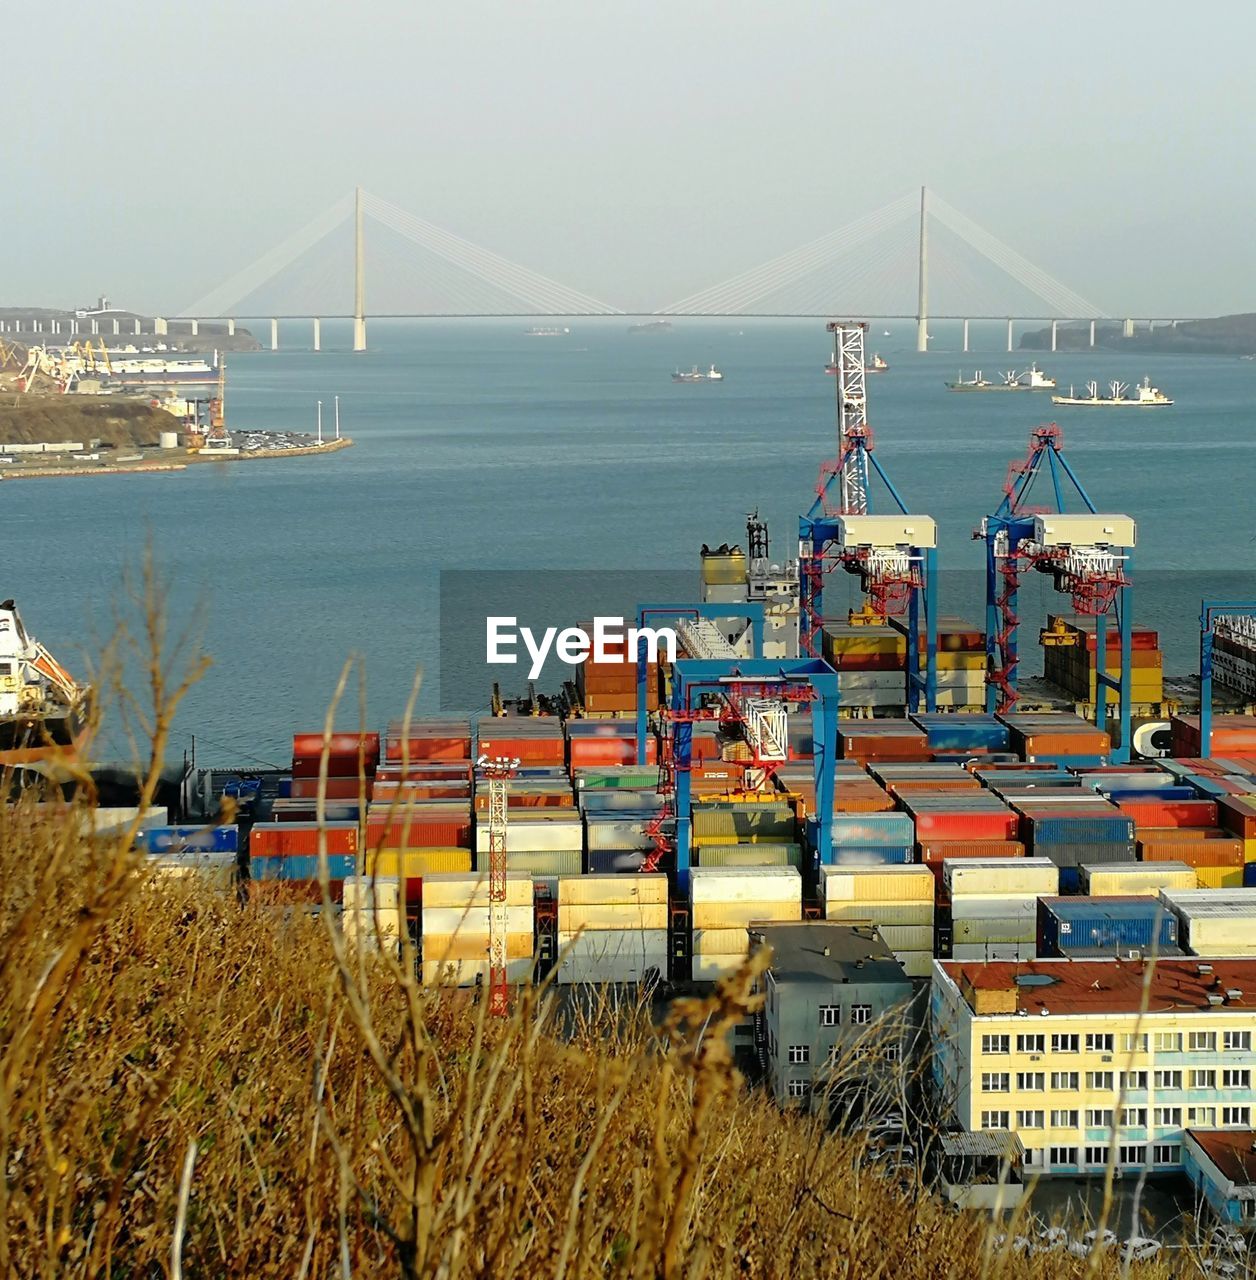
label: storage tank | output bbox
[159,430,180,449]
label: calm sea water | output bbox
[5,318,1253,764]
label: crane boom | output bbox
[477,750,519,1017]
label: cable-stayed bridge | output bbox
[119,186,1178,352]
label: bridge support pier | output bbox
[155,317,168,336]
[312,317,321,351]
[1089,319,1096,348]
[90,319,98,335]
[1123,317,1134,338]
[1006,318,1014,352]
[962,319,970,353]
[134,319,141,336]
[271,319,279,351]
[189,319,199,336]
[353,185,367,352]
[1050,319,1058,352]
[227,318,236,336]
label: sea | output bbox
[5,318,1254,766]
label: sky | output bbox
[7,0,1254,318]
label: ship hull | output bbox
[0,700,92,766]
[1050,398,1173,407]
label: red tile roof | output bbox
[940,957,1256,1016]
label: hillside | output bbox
[1021,314,1256,354]
[0,395,179,447]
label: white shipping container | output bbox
[692,927,751,955]
[948,896,1039,922]
[945,858,1059,897]
[689,865,802,905]
[474,818,583,854]
[692,954,748,982]
[342,876,403,949]
[558,903,669,931]
[952,916,1036,945]
[873,924,935,951]
[421,904,535,934]
[556,953,668,985]
[419,873,533,908]
[149,850,237,887]
[557,929,668,963]
[819,864,934,903]
[422,957,533,987]
[895,950,934,979]
[89,805,168,835]
[824,901,935,927]
[951,942,1036,962]
[558,873,669,906]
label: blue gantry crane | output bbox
[797,321,939,711]
[977,424,1137,760]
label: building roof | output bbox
[939,1131,1025,1160]
[753,921,909,987]
[1188,1130,1256,1190]
[939,957,1256,1017]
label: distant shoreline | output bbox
[0,436,353,481]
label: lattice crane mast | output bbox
[476,750,519,1017]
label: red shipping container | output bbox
[291,753,376,780]
[250,822,359,857]
[568,738,657,767]
[384,736,472,763]
[1218,796,1256,839]
[287,777,367,800]
[1116,799,1219,828]
[293,732,380,761]
[909,809,1019,841]
[1139,839,1244,867]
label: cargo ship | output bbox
[628,320,672,334]
[1051,377,1173,407]
[73,354,221,393]
[673,364,724,383]
[946,363,1055,392]
[523,326,570,337]
[0,601,92,766]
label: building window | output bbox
[981,1033,1009,1055]
[1153,1143,1181,1165]
[1051,1109,1079,1128]
[850,1005,872,1026]
[1120,1107,1147,1129]
[1051,1071,1079,1091]
[1086,1033,1115,1054]
[1191,1069,1216,1090]
[1051,1033,1080,1054]
[1120,1070,1148,1091]
[1086,1072,1114,1091]
[1154,1106,1182,1127]
[1154,1069,1182,1090]
[1118,1144,1146,1166]
[788,1045,810,1065]
[884,1044,902,1064]
[1224,1031,1253,1052]
[1153,1032,1181,1053]
[1189,1031,1218,1053]
[1084,1146,1110,1166]
[1223,1106,1252,1127]
[1049,1146,1078,1166]
[1085,1109,1114,1130]
[786,1080,808,1099]
[982,1073,1011,1093]
[1121,1033,1149,1054]
[980,1111,1010,1130]
[819,1006,840,1027]
[1016,1072,1046,1091]
[1224,1069,1252,1089]
[1188,1106,1217,1126]
[1017,1034,1046,1054]
[1017,1110,1046,1129]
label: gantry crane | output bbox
[476,750,519,1017]
[798,321,938,710]
[977,424,1136,757]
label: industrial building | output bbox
[1183,1129,1256,1227]
[931,957,1256,1176]
[754,921,915,1109]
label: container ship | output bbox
[946,363,1055,392]
[628,320,672,334]
[672,364,724,382]
[1051,376,1173,407]
[0,601,92,766]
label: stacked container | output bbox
[341,875,404,955]
[826,812,915,865]
[1041,614,1164,708]
[575,766,667,872]
[909,712,1011,759]
[278,731,380,822]
[566,716,657,767]
[420,872,534,986]
[818,865,934,977]
[895,616,987,710]
[1158,888,1256,957]
[837,720,930,765]
[1037,895,1180,958]
[822,622,906,711]
[1080,861,1197,896]
[1012,794,1135,892]
[944,857,1059,961]
[250,820,360,900]
[997,712,1110,767]
[692,799,800,867]
[556,874,669,984]
[574,625,659,716]
[474,807,583,883]
[690,866,802,980]
[1170,715,1256,759]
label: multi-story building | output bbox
[931,957,1256,1176]
[756,921,915,1109]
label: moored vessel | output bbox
[1051,376,1173,407]
[673,364,724,383]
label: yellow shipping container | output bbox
[1193,866,1245,890]
[1245,838,1256,864]
[422,957,532,987]
[692,927,751,954]
[691,901,801,929]
[1084,864,1197,895]
[697,845,801,867]
[820,866,934,903]
[935,652,987,671]
[365,848,473,877]
[824,901,935,926]
[422,931,534,962]
[557,874,669,906]
[419,873,533,908]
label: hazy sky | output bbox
[9,1,1254,317]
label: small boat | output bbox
[1051,376,1173,407]
[673,364,723,383]
[882,329,892,337]
[825,353,888,375]
[523,326,570,337]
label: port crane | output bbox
[977,424,1136,758]
[476,750,519,1017]
[798,321,938,710]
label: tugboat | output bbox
[0,601,92,766]
[1051,376,1173,407]
[673,364,724,383]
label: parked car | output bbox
[1119,1237,1161,1263]
[1067,1228,1117,1258]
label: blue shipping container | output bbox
[136,825,239,854]
[1023,814,1136,846]
[830,814,915,844]
[830,845,914,866]
[1038,896,1178,955]
[252,854,356,881]
[910,713,1010,753]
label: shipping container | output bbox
[1037,896,1178,956]
[1080,862,1197,895]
